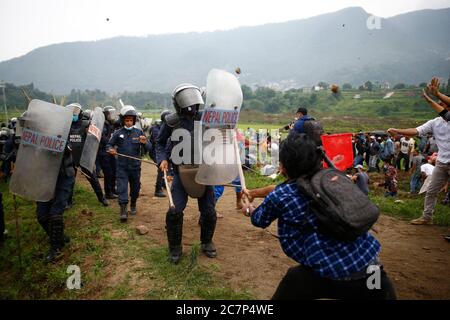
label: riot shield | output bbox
[196,69,243,186]
[79,107,105,173]
[10,99,72,202]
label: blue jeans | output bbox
[410,173,422,193]
[353,155,363,167]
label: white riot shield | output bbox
[196,69,243,186]
[134,117,143,131]
[80,107,105,173]
[10,99,72,201]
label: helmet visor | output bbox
[175,88,203,109]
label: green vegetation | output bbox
[0,181,252,299]
[2,81,446,135]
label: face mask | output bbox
[72,115,78,122]
[124,126,133,131]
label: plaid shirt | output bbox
[251,181,381,280]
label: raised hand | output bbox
[427,77,440,97]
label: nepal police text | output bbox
[22,129,67,153]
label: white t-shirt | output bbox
[417,117,450,163]
[420,163,434,177]
[400,137,414,154]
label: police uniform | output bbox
[99,119,117,198]
[156,83,217,264]
[36,142,75,262]
[68,115,108,207]
[149,122,166,197]
[107,126,150,220]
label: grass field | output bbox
[0,182,252,299]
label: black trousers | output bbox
[99,153,117,195]
[396,152,410,171]
[272,265,397,300]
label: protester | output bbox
[352,164,370,195]
[241,133,396,299]
[381,158,398,197]
[410,149,425,194]
[397,136,414,171]
[423,77,450,121]
[419,157,435,195]
[380,135,394,164]
[387,78,450,225]
[368,136,381,172]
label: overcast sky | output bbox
[1,0,449,62]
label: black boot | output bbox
[46,216,64,263]
[200,214,217,258]
[37,215,50,236]
[96,192,109,207]
[120,204,128,222]
[130,200,137,215]
[154,189,166,198]
[38,216,70,244]
[166,210,183,264]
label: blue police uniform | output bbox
[149,124,165,194]
[67,117,107,206]
[98,120,117,198]
[36,142,75,261]
[107,127,150,206]
[156,116,217,262]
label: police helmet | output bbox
[120,105,137,125]
[103,106,117,123]
[172,83,203,114]
[160,109,171,122]
[66,103,83,121]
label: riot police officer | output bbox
[98,106,118,199]
[107,106,150,222]
[149,110,171,197]
[156,84,217,264]
[66,103,108,207]
[36,115,75,263]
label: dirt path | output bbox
[96,166,450,300]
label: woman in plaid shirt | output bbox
[243,134,396,299]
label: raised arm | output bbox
[387,128,418,137]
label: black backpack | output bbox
[296,168,379,242]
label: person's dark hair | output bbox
[296,107,307,115]
[279,133,322,179]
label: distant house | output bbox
[380,82,391,90]
[302,87,312,93]
[313,86,323,91]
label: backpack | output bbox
[303,118,324,146]
[296,168,380,242]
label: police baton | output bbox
[115,152,158,167]
[163,170,175,210]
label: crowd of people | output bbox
[0,76,449,300]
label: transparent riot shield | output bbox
[10,100,72,201]
[80,107,105,174]
[196,69,243,186]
